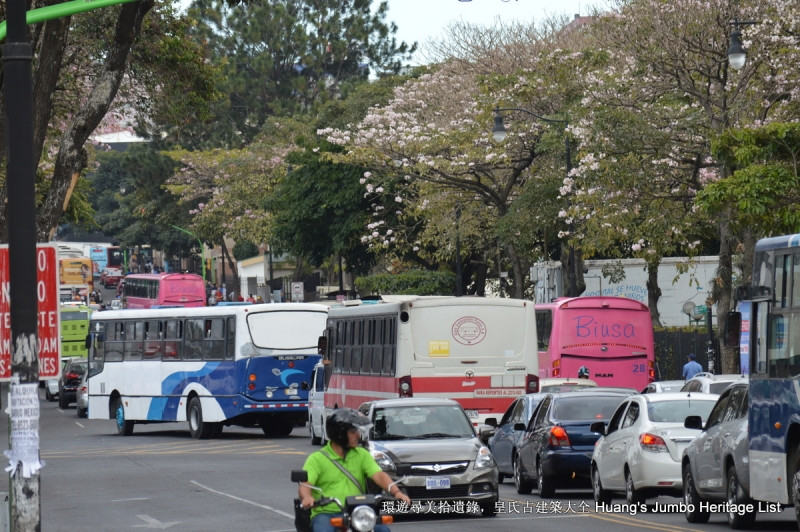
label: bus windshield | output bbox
[246,310,329,350]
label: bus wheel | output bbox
[188,397,216,439]
[115,400,134,436]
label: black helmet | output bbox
[326,408,372,448]
[578,366,590,379]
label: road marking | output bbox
[112,497,150,502]
[133,514,180,529]
[190,480,294,518]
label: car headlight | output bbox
[351,505,378,532]
[475,446,495,470]
[371,450,396,472]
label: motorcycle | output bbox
[291,469,407,532]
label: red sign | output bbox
[0,244,60,381]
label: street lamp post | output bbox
[492,107,578,297]
[727,20,757,70]
[171,224,206,283]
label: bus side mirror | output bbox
[317,336,327,355]
[724,311,742,348]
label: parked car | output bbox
[681,381,752,527]
[680,372,747,395]
[358,397,499,517]
[75,361,101,418]
[58,358,89,408]
[307,362,327,445]
[538,377,597,392]
[514,391,627,498]
[100,267,123,288]
[590,392,718,505]
[641,380,686,393]
[485,393,546,482]
[45,358,72,402]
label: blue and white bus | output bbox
[726,233,800,523]
[86,303,329,438]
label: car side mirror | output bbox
[479,426,496,444]
[484,417,497,428]
[590,421,606,435]
[513,423,526,431]
[684,415,703,430]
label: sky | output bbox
[385,0,597,65]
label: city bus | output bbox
[122,272,206,309]
[535,296,655,390]
[60,304,91,358]
[725,233,800,518]
[86,303,329,438]
[319,296,539,425]
[59,256,94,302]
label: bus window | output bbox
[124,321,144,360]
[164,319,182,360]
[143,320,162,360]
[184,319,203,360]
[203,318,225,360]
[105,321,124,362]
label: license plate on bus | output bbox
[465,409,479,419]
[426,477,450,490]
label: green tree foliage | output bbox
[232,241,260,261]
[701,122,800,235]
[87,144,199,263]
[355,270,456,296]
[183,0,416,148]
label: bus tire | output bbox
[188,397,216,439]
[115,400,134,436]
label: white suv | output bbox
[680,372,747,395]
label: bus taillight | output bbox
[398,376,412,397]
[248,373,256,391]
[648,361,655,381]
[526,374,539,393]
[552,359,561,377]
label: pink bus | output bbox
[535,296,655,390]
[122,273,206,309]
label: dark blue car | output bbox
[486,393,546,483]
[514,391,627,497]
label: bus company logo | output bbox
[451,316,486,345]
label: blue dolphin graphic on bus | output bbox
[275,367,305,387]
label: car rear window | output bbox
[710,381,738,394]
[647,398,717,423]
[552,396,622,421]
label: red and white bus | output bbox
[320,296,539,425]
[535,296,655,390]
[122,273,206,309]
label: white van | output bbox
[308,362,328,445]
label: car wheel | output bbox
[683,463,710,523]
[45,389,53,402]
[58,393,67,409]
[310,416,322,445]
[115,400,134,436]
[77,407,87,419]
[479,500,497,517]
[592,464,612,505]
[188,396,218,439]
[727,465,756,529]
[537,458,555,498]
[625,467,645,505]
[513,453,534,494]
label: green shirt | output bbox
[302,443,382,518]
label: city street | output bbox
[0,385,793,531]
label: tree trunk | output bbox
[506,242,524,299]
[31,1,155,241]
[717,208,737,374]
[645,260,663,328]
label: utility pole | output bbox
[5,0,41,528]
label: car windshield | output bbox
[371,405,474,440]
[552,396,622,421]
[659,383,685,392]
[647,398,717,423]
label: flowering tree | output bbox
[558,0,800,354]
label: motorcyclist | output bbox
[299,408,411,532]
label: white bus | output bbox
[86,303,329,438]
[320,296,539,426]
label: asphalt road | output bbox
[0,385,793,532]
